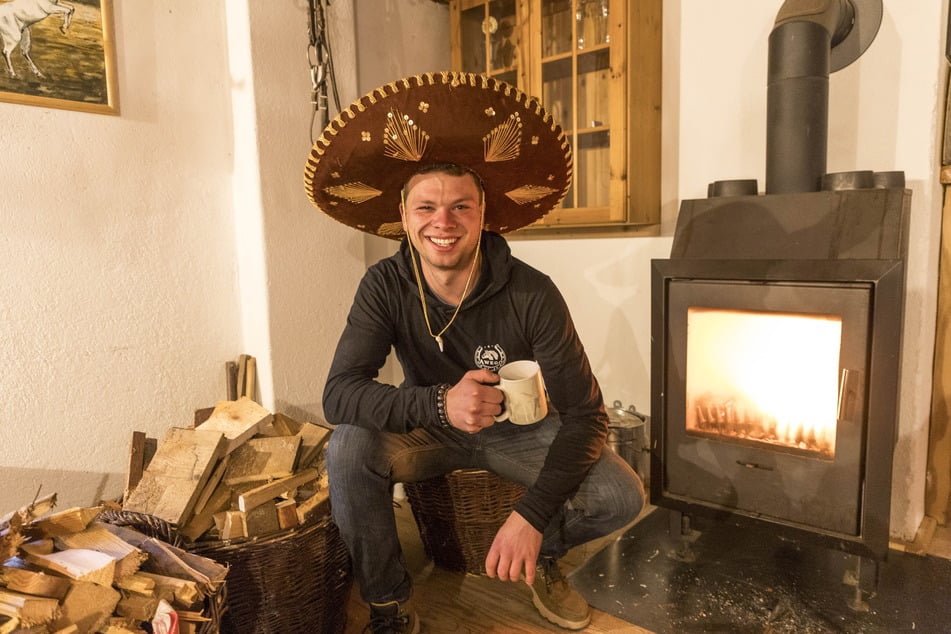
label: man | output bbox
[305,72,644,634]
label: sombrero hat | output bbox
[303,71,573,239]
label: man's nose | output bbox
[432,207,455,226]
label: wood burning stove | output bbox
[651,185,909,561]
[651,242,906,560]
[650,0,904,569]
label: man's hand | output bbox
[484,511,543,585]
[445,369,504,434]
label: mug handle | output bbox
[494,389,509,422]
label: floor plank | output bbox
[344,498,650,633]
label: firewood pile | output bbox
[0,393,334,633]
[122,396,333,542]
[0,495,227,633]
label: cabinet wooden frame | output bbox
[449,0,662,237]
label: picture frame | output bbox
[0,0,118,115]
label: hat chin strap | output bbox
[404,205,484,353]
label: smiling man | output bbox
[305,72,645,634]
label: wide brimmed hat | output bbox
[303,71,572,239]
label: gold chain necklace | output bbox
[406,235,482,352]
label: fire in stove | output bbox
[684,307,841,458]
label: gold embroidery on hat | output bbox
[324,182,383,204]
[377,222,405,237]
[418,101,429,113]
[505,185,556,204]
[484,113,521,163]
[361,131,372,142]
[485,107,496,117]
[383,108,429,162]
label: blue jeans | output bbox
[325,412,645,604]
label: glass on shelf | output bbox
[541,0,573,58]
[494,69,518,86]
[576,0,609,50]
[576,130,610,208]
[576,49,610,129]
[542,56,573,129]
[489,0,518,72]
[460,6,487,73]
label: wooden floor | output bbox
[343,496,651,634]
[342,488,951,633]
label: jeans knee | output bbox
[595,463,645,529]
[325,424,373,477]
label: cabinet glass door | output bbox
[540,0,612,213]
[460,0,519,86]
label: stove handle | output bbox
[837,368,849,421]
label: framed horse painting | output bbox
[0,0,117,114]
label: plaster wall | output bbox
[0,1,362,511]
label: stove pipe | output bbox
[766,0,856,194]
[765,0,886,196]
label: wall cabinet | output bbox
[449,0,662,236]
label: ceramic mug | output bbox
[494,360,548,425]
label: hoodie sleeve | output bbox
[322,265,443,433]
[510,273,609,532]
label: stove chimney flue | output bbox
[765,0,882,195]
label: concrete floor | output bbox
[571,506,951,633]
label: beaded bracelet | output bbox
[435,383,452,429]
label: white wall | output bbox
[0,1,241,508]
[0,0,362,511]
[0,0,943,543]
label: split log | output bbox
[0,589,60,627]
[135,572,200,607]
[0,493,57,532]
[54,523,147,580]
[212,511,247,540]
[122,427,226,526]
[178,483,231,543]
[191,455,230,517]
[223,435,301,486]
[24,548,116,587]
[275,499,299,530]
[295,421,333,469]
[50,580,120,633]
[123,432,157,503]
[237,468,320,513]
[296,488,330,526]
[194,396,272,455]
[115,594,158,621]
[0,562,72,599]
[114,572,156,596]
[29,506,103,538]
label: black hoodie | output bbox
[323,231,609,532]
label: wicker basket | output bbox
[96,509,226,634]
[403,469,526,575]
[188,514,352,634]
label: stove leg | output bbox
[843,554,878,612]
[666,510,701,562]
